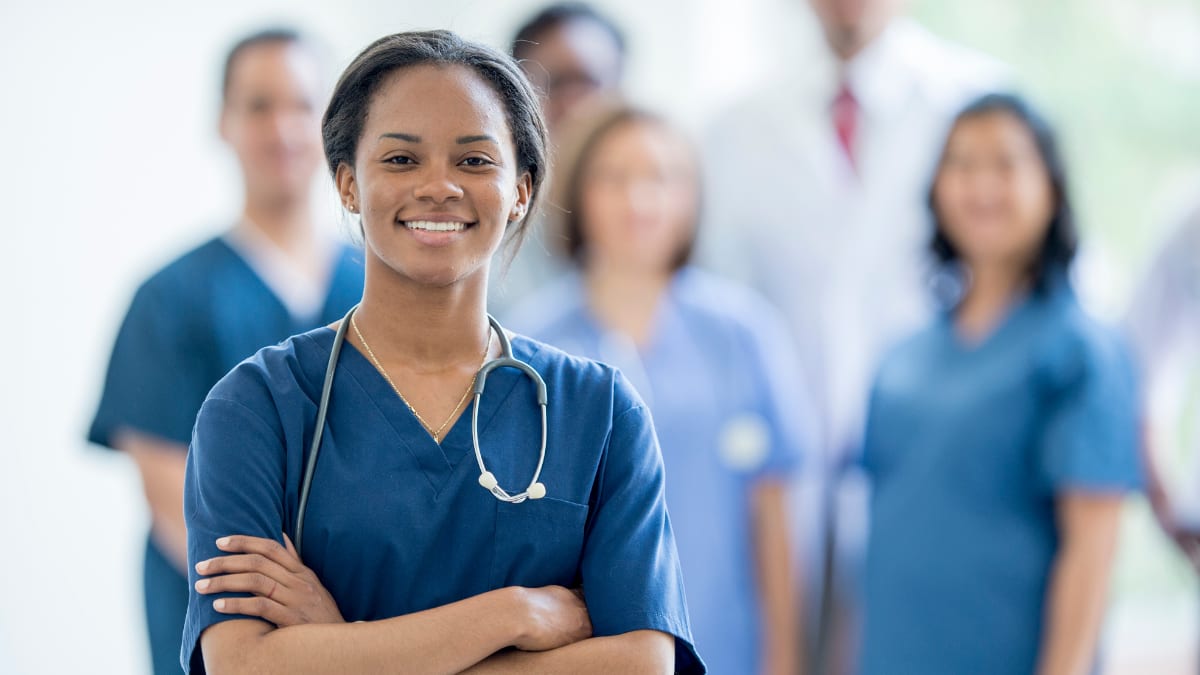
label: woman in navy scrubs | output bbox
[181,31,703,674]
[859,94,1141,675]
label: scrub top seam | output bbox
[200,396,284,444]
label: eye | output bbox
[385,155,414,166]
[461,156,494,168]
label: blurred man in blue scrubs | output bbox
[88,29,363,674]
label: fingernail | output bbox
[195,579,210,591]
[216,537,231,548]
[196,560,209,573]
[214,599,226,611]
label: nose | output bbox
[413,162,465,203]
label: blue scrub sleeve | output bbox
[1038,331,1143,493]
[746,310,811,479]
[89,280,209,448]
[580,391,706,674]
[181,394,287,674]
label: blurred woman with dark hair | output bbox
[509,100,810,675]
[858,93,1142,675]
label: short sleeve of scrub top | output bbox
[737,295,811,479]
[181,333,704,674]
[89,277,210,447]
[1036,321,1143,492]
[579,398,698,663]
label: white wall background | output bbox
[0,0,1194,673]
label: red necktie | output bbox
[832,81,859,171]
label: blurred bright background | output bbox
[0,0,1197,672]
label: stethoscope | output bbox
[294,305,548,557]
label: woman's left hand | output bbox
[195,533,345,627]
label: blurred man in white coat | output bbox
[1127,200,1200,566]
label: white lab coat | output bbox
[1127,201,1200,526]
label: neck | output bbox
[354,258,493,371]
[826,30,867,62]
[955,261,1030,340]
[584,258,673,345]
[825,22,886,62]
[241,189,316,255]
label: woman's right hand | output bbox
[511,585,592,651]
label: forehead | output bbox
[226,42,322,100]
[524,20,621,75]
[948,112,1040,152]
[591,120,691,166]
[365,64,512,139]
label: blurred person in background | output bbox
[509,100,809,675]
[87,28,364,674]
[859,93,1141,675]
[490,2,628,315]
[1126,201,1200,566]
[510,2,625,135]
[702,0,1007,669]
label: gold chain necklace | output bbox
[350,314,492,443]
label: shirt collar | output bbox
[806,18,929,118]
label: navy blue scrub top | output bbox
[181,329,705,674]
[88,236,364,673]
[89,236,365,449]
[859,279,1142,675]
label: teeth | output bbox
[405,220,467,232]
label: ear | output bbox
[335,162,358,212]
[218,105,231,144]
[508,171,533,224]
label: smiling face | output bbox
[220,41,324,202]
[577,118,698,275]
[933,111,1057,275]
[336,64,531,288]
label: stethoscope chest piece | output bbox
[471,337,550,504]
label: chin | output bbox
[403,260,489,290]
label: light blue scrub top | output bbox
[88,236,364,675]
[859,278,1142,675]
[507,268,809,675]
[181,328,705,674]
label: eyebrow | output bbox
[456,134,498,145]
[377,133,499,145]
